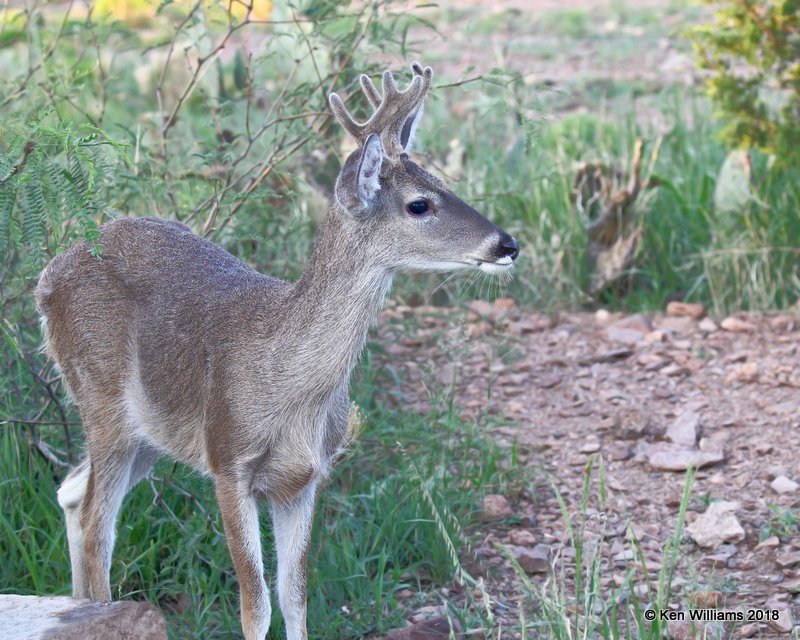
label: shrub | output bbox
[692,0,800,167]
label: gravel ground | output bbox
[374,300,800,638]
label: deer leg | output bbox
[57,459,91,599]
[216,476,271,640]
[80,445,137,601]
[271,483,317,640]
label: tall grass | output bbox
[503,459,696,640]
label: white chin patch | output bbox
[406,261,471,273]
[479,260,514,274]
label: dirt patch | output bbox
[398,0,703,94]
[373,301,800,637]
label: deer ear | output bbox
[356,133,384,207]
[400,104,424,152]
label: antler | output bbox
[329,62,433,160]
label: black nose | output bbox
[496,234,519,261]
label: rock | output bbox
[409,606,447,624]
[771,475,799,494]
[646,445,724,472]
[586,347,634,364]
[656,316,695,335]
[494,297,517,310]
[509,543,551,574]
[691,589,722,608]
[595,309,611,323]
[611,313,652,333]
[666,411,700,447]
[776,550,800,568]
[667,619,724,640]
[703,554,731,569]
[632,584,648,599]
[616,408,654,440]
[606,326,645,345]
[780,579,800,593]
[720,316,756,333]
[644,330,666,344]
[755,536,780,551]
[698,317,718,333]
[667,302,705,320]
[508,529,536,546]
[766,465,787,481]
[767,609,794,634]
[686,501,745,548]
[738,622,760,638]
[0,595,167,640]
[468,300,493,318]
[481,494,512,521]
[725,362,758,384]
[660,363,689,377]
[385,617,463,639]
[607,443,632,461]
[579,439,601,454]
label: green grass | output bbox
[505,460,695,639]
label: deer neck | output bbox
[279,211,393,392]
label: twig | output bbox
[28,430,69,468]
[1,140,35,183]
[0,0,76,108]
[11,334,74,463]
[2,418,81,426]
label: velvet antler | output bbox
[329,62,433,160]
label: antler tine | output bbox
[359,74,382,109]
[381,70,401,100]
[328,92,366,142]
[410,62,433,99]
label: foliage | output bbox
[692,0,800,167]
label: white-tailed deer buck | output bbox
[35,63,519,640]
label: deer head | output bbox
[328,63,519,274]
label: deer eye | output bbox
[406,199,429,215]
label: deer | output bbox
[34,62,519,640]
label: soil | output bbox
[373,301,800,638]
[398,0,703,106]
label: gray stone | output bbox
[509,543,551,574]
[768,609,794,634]
[686,501,745,548]
[771,475,799,494]
[777,550,800,568]
[666,411,700,447]
[0,595,167,640]
[606,327,645,345]
[646,445,724,472]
